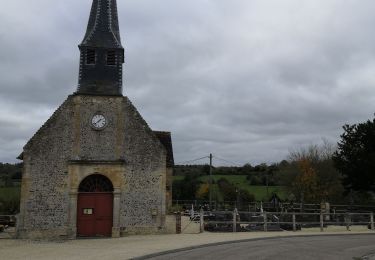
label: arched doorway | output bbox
[77,174,114,237]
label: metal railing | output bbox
[197,210,375,233]
[173,200,375,213]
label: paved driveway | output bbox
[1,231,374,259]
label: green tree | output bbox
[0,196,20,214]
[333,115,375,193]
[217,178,237,201]
[238,189,255,202]
[172,173,201,200]
[217,178,255,202]
[0,163,22,187]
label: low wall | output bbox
[165,215,200,234]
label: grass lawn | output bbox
[200,175,287,200]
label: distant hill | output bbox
[173,164,287,203]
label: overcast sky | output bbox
[1,0,375,166]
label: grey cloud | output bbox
[1,0,375,165]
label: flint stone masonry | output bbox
[18,95,168,239]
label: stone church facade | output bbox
[17,0,173,239]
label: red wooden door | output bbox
[77,193,113,237]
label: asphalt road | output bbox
[145,234,375,260]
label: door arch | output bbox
[77,174,114,237]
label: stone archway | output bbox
[77,174,114,237]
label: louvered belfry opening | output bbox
[107,51,116,65]
[79,174,114,192]
[86,49,96,65]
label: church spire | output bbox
[76,0,125,96]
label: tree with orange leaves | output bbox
[279,140,344,203]
[291,159,319,203]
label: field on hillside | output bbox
[174,175,288,201]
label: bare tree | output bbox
[281,139,343,203]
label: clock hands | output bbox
[91,114,106,129]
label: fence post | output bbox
[345,213,351,231]
[233,208,237,233]
[320,212,324,232]
[200,208,204,233]
[371,212,374,231]
[292,214,296,232]
[176,212,181,234]
[263,212,268,232]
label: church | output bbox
[16,0,174,239]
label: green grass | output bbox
[173,176,185,181]
[200,175,287,200]
[174,175,288,201]
[200,174,248,183]
[242,186,287,201]
[0,187,20,200]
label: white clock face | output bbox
[91,114,107,130]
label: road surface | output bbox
[145,234,375,260]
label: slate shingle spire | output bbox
[76,0,124,96]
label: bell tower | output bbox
[17,0,174,240]
[76,0,124,96]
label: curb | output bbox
[132,232,375,260]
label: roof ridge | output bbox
[82,0,101,45]
[24,96,73,150]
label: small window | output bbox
[107,51,116,65]
[86,49,96,65]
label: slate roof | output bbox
[153,131,174,167]
[77,0,124,96]
[81,0,123,48]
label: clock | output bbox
[91,114,107,130]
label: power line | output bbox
[177,156,209,165]
[212,155,243,166]
[177,154,245,166]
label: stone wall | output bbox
[119,97,166,233]
[166,167,173,210]
[18,97,74,239]
[18,94,168,239]
[165,215,200,234]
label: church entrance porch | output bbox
[77,174,114,237]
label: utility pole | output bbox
[209,153,213,210]
[266,173,269,199]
